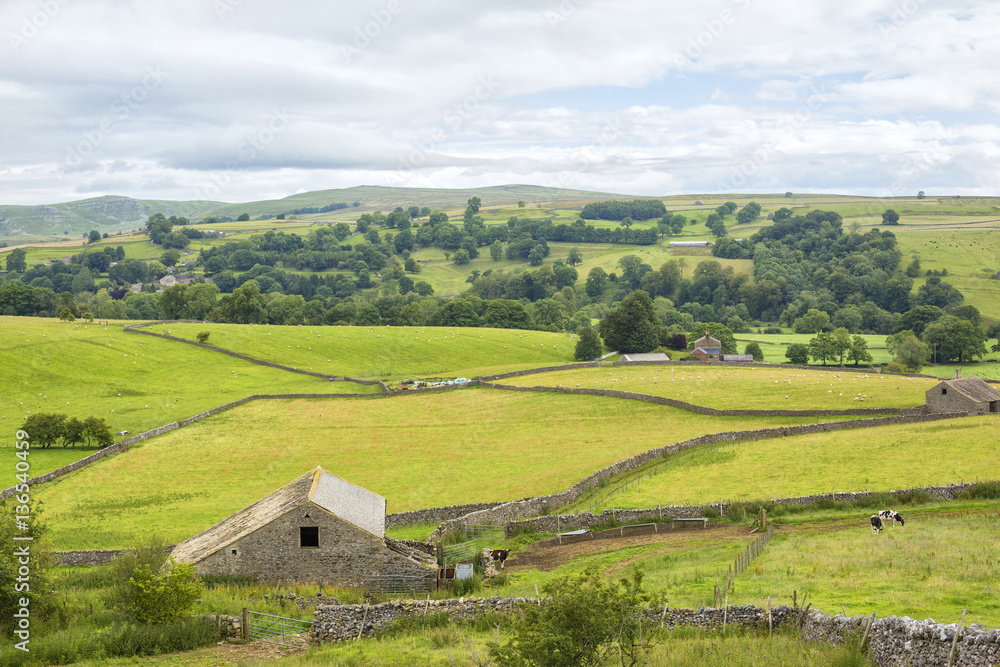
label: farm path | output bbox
[506,523,753,573]
[124,640,304,665]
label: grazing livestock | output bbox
[490,549,509,568]
[870,515,883,534]
[877,510,905,527]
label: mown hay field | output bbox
[32,389,860,549]
[586,415,1000,509]
[501,365,936,410]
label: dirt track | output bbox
[506,523,756,573]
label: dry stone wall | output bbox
[309,599,1000,665]
[386,502,509,529]
[429,411,965,540]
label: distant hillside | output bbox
[0,185,643,241]
[200,184,636,219]
[0,195,220,241]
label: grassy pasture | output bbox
[584,415,1000,509]
[501,365,933,410]
[144,322,577,379]
[0,317,377,476]
[31,389,858,549]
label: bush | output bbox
[195,331,210,343]
[967,482,1000,499]
[701,505,719,519]
[104,536,204,624]
[763,327,782,334]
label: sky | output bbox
[0,0,998,205]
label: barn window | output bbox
[300,526,320,548]
[231,548,238,556]
[941,387,947,395]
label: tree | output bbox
[904,256,922,277]
[5,248,27,273]
[196,331,210,343]
[585,267,608,297]
[706,214,726,237]
[772,207,793,222]
[58,306,76,321]
[104,536,204,624]
[745,341,764,361]
[808,332,837,365]
[921,315,988,363]
[414,280,434,296]
[723,201,738,214]
[517,200,526,208]
[567,248,583,266]
[466,197,481,214]
[20,413,67,449]
[87,229,101,244]
[237,212,250,222]
[527,245,546,266]
[0,497,56,635]
[881,209,900,225]
[736,201,761,224]
[484,299,533,329]
[792,308,831,334]
[225,281,266,324]
[160,249,181,267]
[847,335,873,366]
[404,257,421,273]
[830,327,852,365]
[785,191,793,198]
[574,326,603,361]
[83,416,114,447]
[599,290,662,354]
[785,343,809,365]
[490,240,503,261]
[886,330,930,370]
[917,190,925,199]
[63,417,85,447]
[72,266,96,294]
[452,249,471,265]
[489,567,655,667]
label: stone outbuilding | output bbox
[619,352,670,363]
[171,467,435,585]
[925,371,1000,415]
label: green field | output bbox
[0,317,379,476]
[584,415,1000,508]
[502,365,935,410]
[143,322,578,379]
[31,389,862,549]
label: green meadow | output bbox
[501,365,935,410]
[582,415,1000,509]
[31,389,860,549]
[0,317,377,476]
[143,322,577,379]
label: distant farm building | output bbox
[925,372,1000,415]
[620,352,670,363]
[171,468,435,585]
[721,354,754,362]
[668,241,712,248]
[691,331,722,361]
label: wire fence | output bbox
[714,524,774,607]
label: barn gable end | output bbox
[925,375,1000,415]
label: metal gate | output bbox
[465,524,505,541]
[247,610,312,649]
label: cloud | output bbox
[0,0,998,204]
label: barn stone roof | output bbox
[171,467,386,564]
[934,377,1000,404]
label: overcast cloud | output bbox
[0,0,997,205]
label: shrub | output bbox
[701,505,719,519]
[104,536,204,624]
[195,331,210,343]
[967,481,1000,499]
[764,327,782,334]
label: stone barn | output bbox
[171,467,435,585]
[925,371,1000,415]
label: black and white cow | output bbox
[490,549,510,569]
[877,510,905,527]
[870,515,883,534]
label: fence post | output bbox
[241,607,249,642]
[947,608,966,667]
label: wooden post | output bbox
[860,612,876,651]
[241,607,249,642]
[947,608,966,667]
[768,597,772,636]
[660,602,669,629]
[798,603,812,628]
[356,604,370,642]
[723,595,728,633]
